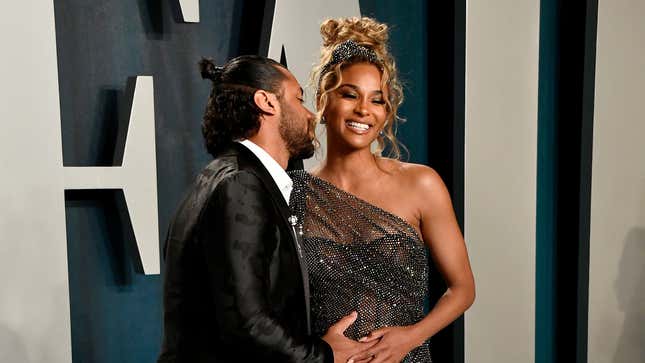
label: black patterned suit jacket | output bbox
[157,143,332,363]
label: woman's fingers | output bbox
[349,340,389,363]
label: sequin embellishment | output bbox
[289,171,431,362]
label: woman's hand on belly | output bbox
[348,325,424,363]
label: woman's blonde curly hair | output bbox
[311,17,406,159]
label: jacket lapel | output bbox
[231,143,291,218]
[230,143,312,333]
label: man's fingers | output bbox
[369,354,389,363]
[367,348,391,363]
[363,339,380,350]
[348,340,385,363]
[329,311,357,333]
[352,357,373,363]
[358,335,379,343]
[348,351,374,362]
[359,328,387,342]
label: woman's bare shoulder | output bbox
[377,158,444,192]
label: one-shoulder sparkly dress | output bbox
[289,171,431,362]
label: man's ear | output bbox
[253,90,278,116]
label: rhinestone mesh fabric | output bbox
[289,170,432,362]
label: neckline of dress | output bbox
[304,171,424,243]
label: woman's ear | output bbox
[253,90,278,116]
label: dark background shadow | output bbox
[137,0,165,40]
[65,189,137,287]
[95,89,122,166]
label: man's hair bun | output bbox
[199,58,224,83]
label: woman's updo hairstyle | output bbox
[312,17,405,159]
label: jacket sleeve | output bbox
[200,170,333,363]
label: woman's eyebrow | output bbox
[338,84,382,95]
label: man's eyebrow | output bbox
[338,84,383,95]
[299,87,304,97]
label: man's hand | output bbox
[322,312,377,363]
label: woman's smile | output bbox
[345,119,373,134]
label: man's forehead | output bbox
[277,67,303,94]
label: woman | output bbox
[289,17,475,362]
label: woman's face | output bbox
[322,62,388,152]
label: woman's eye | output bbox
[297,98,305,103]
[342,93,357,99]
[372,99,386,105]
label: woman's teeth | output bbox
[346,121,370,131]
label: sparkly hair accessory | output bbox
[320,39,382,77]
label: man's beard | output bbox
[278,103,315,161]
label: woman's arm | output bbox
[413,166,475,337]
[351,166,475,363]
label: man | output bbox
[157,55,372,362]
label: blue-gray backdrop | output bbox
[55,1,432,362]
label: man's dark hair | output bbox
[199,55,288,157]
